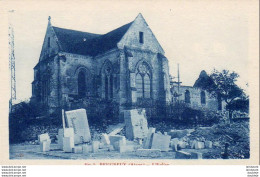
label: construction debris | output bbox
[124,109,148,140]
[205,141,213,149]
[101,133,110,145]
[151,133,171,152]
[36,107,231,159]
[143,128,156,149]
[63,137,74,153]
[38,133,50,143]
[194,141,205,149]
[73,146,83,154]
[82,144,92,154]
[40,139,51,152]
[107,123,125,136]
[92,141,100,153]
[65,109,91,144]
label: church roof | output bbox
[52,21,133,56]
[193,70,215,90]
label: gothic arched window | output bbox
[185,90,190,103]
[201,91,206,104]
[78,71,86,98]
[102,61,113,100]
[136,62,151,99]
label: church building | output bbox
[31,14,171,114]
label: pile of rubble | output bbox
[37,108,214,159]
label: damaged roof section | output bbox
[52,21,133,56]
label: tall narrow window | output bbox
[78,71,86,98]
[102,61,113,100]
[201,91,206,104]
[48,37,50,48]
[139,32,144,44]
[185,90,190,103]
[135,62,151,99]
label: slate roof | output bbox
[52,21,133,56]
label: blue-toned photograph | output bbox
[8,5,250,160]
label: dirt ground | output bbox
[9,143,220,160]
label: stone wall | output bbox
[171,86,221,111]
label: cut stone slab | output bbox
[107,123,125,136]
[101,133,110,145]
[170,138,179,152]
[190,140,197,149]
[65,109,91,144]
[92,141,100,153]
[143,127,156,149]
[175,151,191,159]
[82,144,92,154]
[57,128,74,150]
[113,138,127,151]
[38,133,50,143]
[40,140,51,152]
[195,141,205,149]
[73,146,83,154]
[63,137,74,153]
[109,135,126,148]
[205,141,213,149]
[151,133,171,151]
[124,109,149,140]
[119,144,135,153]
[136,149,161,158]
[190,152,203,159]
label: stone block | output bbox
[143,127,156,149]
[109,135,126,148]
[38,133,50,143]
[113,139,127,151]
[190,140,197,149]
[107,145,114,151]
[136,149,161,158]
[195,141,205,149]
[99,142,105,149]
[92,141,100,153]
[119,144,135,153]
[151,133,171,151]
[63,137,74,153]
[73,146,83,154]
[82,144,92,154]
[101,133,110,145]
[65,109,91,144]
[190,152,203,159]
[124,109,149,140]
[170,138,179,152]
[58,128,74,150]
[40,140,51,152]
[177,141,187,149]
[205,141,213,149]
[175,151,191,159]
[107,123,125,136]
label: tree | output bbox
[209,69,244,122]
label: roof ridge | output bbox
[52,26,101,36]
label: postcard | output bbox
[0,0,259,165]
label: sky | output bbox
[6,1,253,102]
